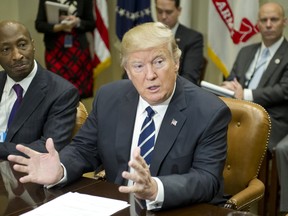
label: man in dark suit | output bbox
[222,2,288,214]
[155,0,204,84]
[8,22,231,211]
[0,20,79,159]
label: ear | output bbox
[256,19,260,29]
[124,67,131,80]
[284,17,287,27]
[174,61,180,73]
[31,39,35,52]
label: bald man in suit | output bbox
[222,3,288,213]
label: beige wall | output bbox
[0,0,287,101]
[0,0,45,72]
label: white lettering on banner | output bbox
[212,0,258,44]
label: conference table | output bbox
[0,160,234,216]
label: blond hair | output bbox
[120,22,181,67]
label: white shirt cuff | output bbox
[243,89,253,101]
[44,163,67,189]
[146,177,164,210]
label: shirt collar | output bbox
[261,36,284,57]
[171,22,180,35]
[138,81,176,116]
[6,60,38,96]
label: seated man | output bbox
[0,20,79,159]
[8,22,231,211]
[222,2,288,214]
[155,0,204,84]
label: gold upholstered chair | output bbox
[220,97,271,211]
[72,101,88,137]
[73,101,100,179]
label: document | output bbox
[21,192,130,216]
[200,81,235,98]
[45,1,69,24]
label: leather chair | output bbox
[72,101,88,137]
[220,97,271,211]
[73,102,106,180]
[258,147,279,216]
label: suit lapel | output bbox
[150,78,187,176]
[239,45,259,85]
[259,39,288,87]
[113,79,188,181]
[175,24,184,49]
[6,66,48,141]
[114,87,139,184]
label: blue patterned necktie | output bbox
[7,84,23,129]
[248,48,270,89]
[138,106,155,166]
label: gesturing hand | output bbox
[118,147,158,201]
[7,138,64,185]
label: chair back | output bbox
[220,97,270,196]
[199,57,208,83]
[72,101,88,137]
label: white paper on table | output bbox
[20,192,130,216]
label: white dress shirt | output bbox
[128,83,176,210]
[0,60,37,137]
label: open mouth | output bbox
[148,85,159,91]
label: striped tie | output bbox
[138,106,155,166]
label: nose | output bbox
[145,64,157,80]
[12,48,23,60]
[160,12,167,20]
[266,19,272,28]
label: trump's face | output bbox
[125,45,179,105]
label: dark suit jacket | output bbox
[227,39,288,148]
[35,0,95,50]
[175,24,204,85]
[0,63,79,159]
[60,76,231,209]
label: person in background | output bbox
[35,0,95,99]
[155,0,204,84]
[8,22,231,211]
[0,20,79,159]
[222,2,288,214]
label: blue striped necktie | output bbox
[248,48,270,89]
[7,84,23,129]
[138,106,155,166]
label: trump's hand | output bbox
[7,138,63,185]
[119,147,158,201]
